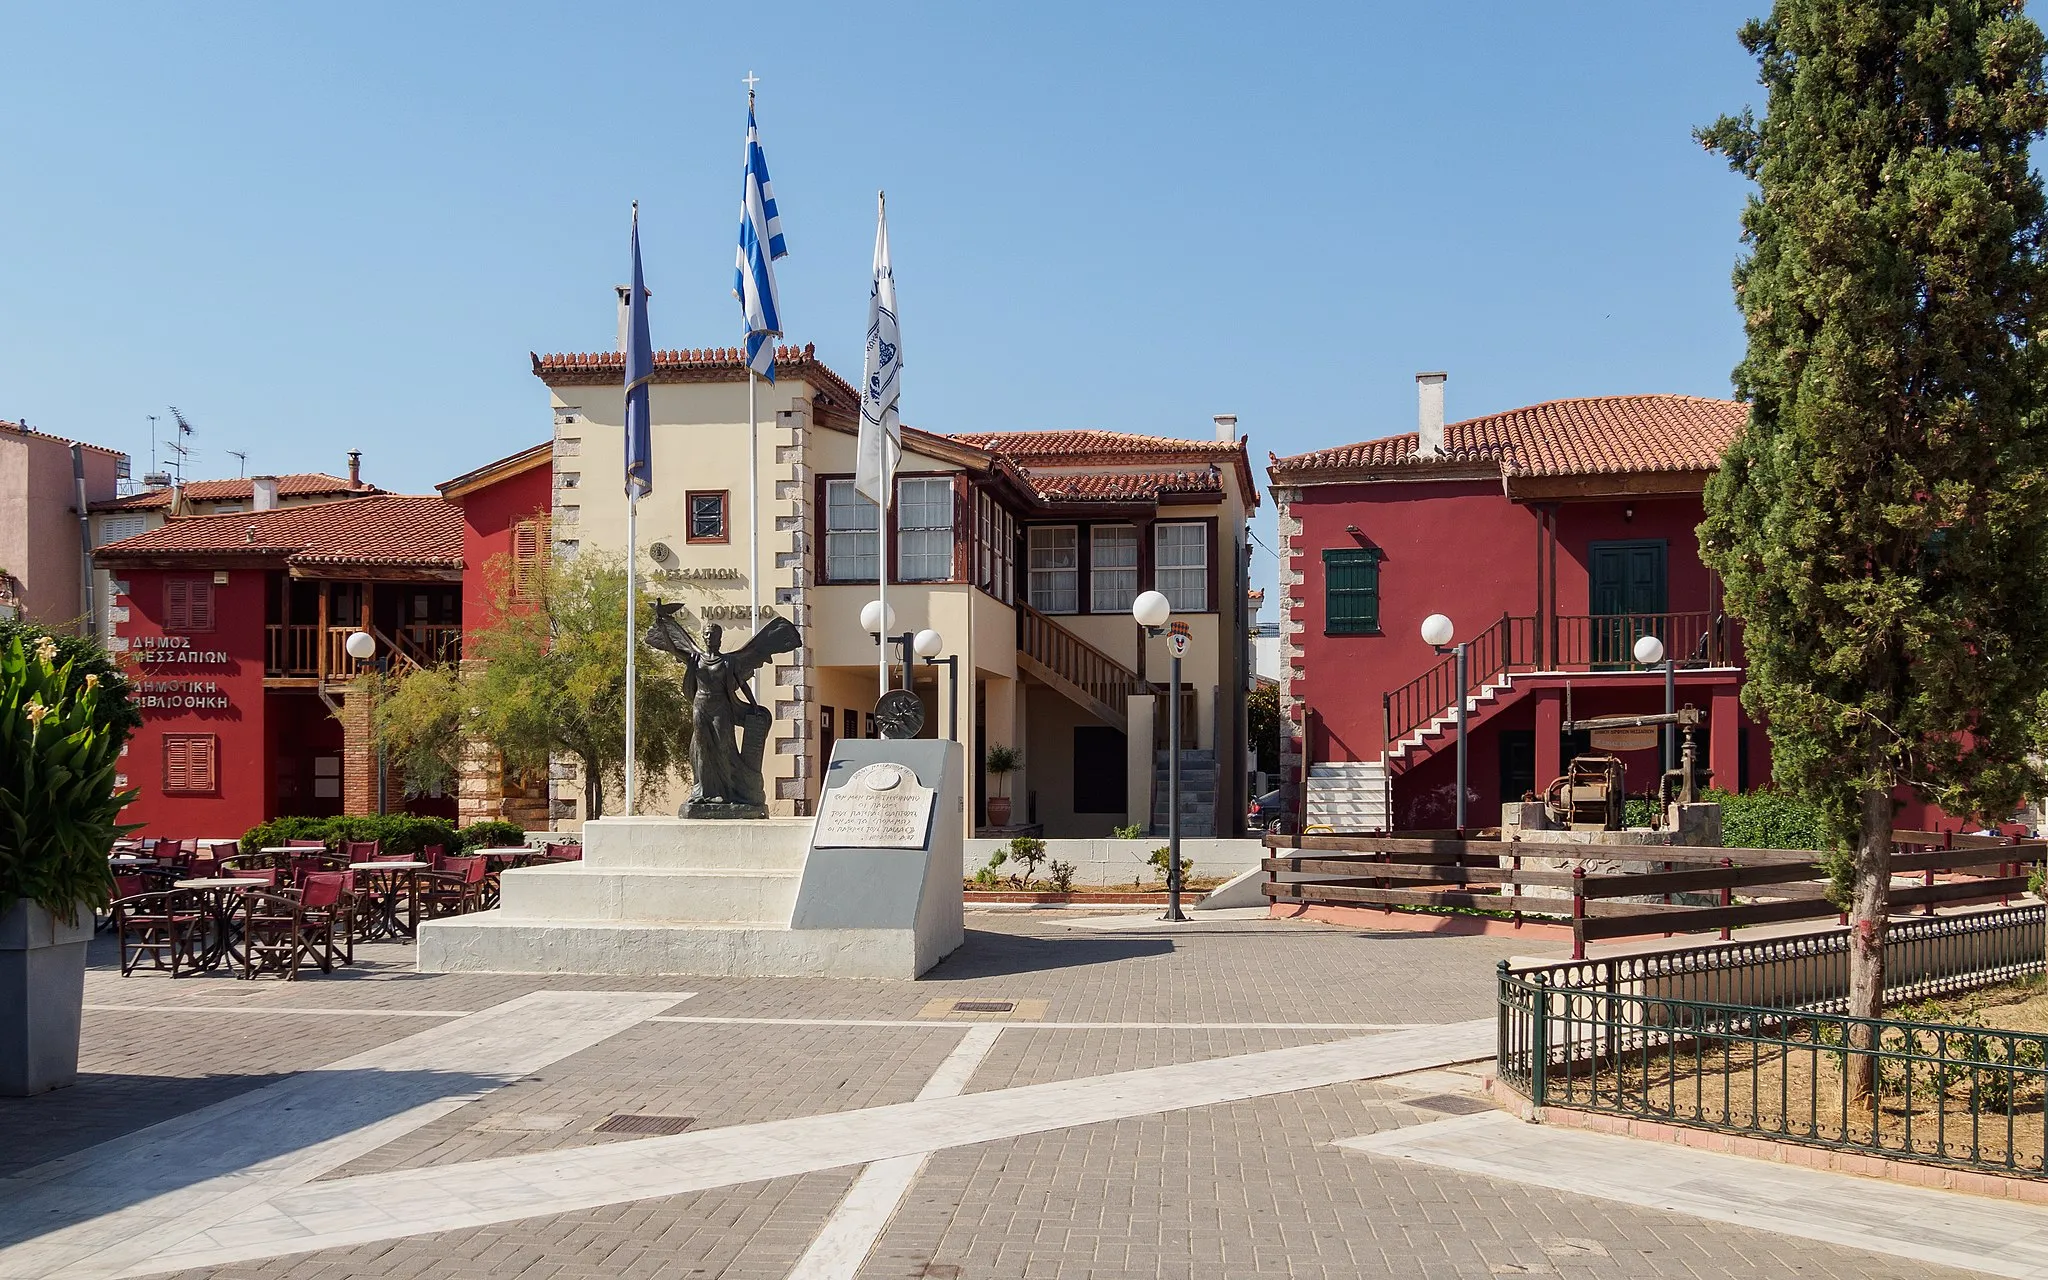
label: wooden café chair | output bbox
[113,888,207,977]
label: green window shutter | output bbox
[1323,547,1381,635]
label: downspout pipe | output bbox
[71,444,96,637]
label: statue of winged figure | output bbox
[643,602,802,818]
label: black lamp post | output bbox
[345,629,388,815]
[1133,590,1184,922]
[915,629,959,740]
[1421,613,1467,834]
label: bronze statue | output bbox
[644,602,802,818]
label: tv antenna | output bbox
[166,406,197,482]
[227,450,248,477]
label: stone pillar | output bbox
[1126,693,1156,832]
[1710,685,1742,795]
[457,737,500,827]
[1535,688,1563,796]
[340,688,376,815]
[1272,485,1308,795]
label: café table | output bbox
[174,876,269,970]
[348,861,429,940]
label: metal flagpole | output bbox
[748,367,760,657]
[625,493,638,815]
[878,512,889,696]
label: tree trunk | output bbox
[584,761,603,822]
[1845,780,1893,1099]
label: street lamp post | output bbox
[861,600,907,692]
[1420,613,1468,833]
[1634,634,1675,775]
[914,628,958,740]
[1133,590,1185,922]
[345,629,387,816]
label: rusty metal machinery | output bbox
[1543,755,1627,831]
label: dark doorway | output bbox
[1589,539,1668,665]
[1073,726,1128,813]
[1498,729,1536,804]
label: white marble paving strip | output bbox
[84,1004,469,1019]
[0,990,689,1280]
[1342,1111,2048,1280]
[651,1016,1424,1031]
[129,1019,1493,1277]
[787,1025,1004,1280]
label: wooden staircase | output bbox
[1015,603,1147,732]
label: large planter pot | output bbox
[0,898,93,1096]
[985,795,1012,827]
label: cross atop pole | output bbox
[743,70,759,98]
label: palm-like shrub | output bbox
[0,634,137,920]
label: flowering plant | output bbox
[0,633,139,919]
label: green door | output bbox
[1588,540,1667,666]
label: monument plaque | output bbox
[813,763,937,849]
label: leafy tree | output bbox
[449,549,690,820]
[0,619,139,735]
[1247,681,1280,775]
[1697,1,2048,1068]
[363,663,464,799]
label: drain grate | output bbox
[1403,1093,1493,1116]
[951,1000,1016,1014]
[593,1114,696,1136]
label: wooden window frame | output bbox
[1152,520,1213,614]
[163,734,220,795]
[817,474,881,585]
[163,577,216,633]
[1088,523,1140,615]
[685,490,730,544]
[1026,524,1081,614]
[1322,546,1384,636]
[895,475,956,582]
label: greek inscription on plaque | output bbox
[813,763,936,850]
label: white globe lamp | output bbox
[860,599,896,636]
[913,628,944,659]
[1634,634,1667,667]
[344,630,377,661]
[1419,613,1455,649]
[1132,590,1171,630]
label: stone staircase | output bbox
[1151,748,1216,837]
[1304,760,1389,832]
[1387,677,1517,766]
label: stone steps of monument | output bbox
[418,916,930,979]
[497,863,798,924]
[579,816,815,873]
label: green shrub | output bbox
[971,848,1007,889]
[1047,859,1076,893]
[0,620,138,735]
[457,819,530,851]
[1705,788,1828,851]
[1007,836,1046,887]
[240,814,460,857]
[0,633,138,917]
[1111,824,1144,840]
[1147,846,1193,884]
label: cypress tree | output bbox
[1699,1,2048,1072]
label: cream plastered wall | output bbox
[548,375,817,819]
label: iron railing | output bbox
[1382,613,1519,752]
[1498,906,2048,1175]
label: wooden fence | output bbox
[1263,828,2044,959]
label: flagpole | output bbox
[878,511,889,697]
[624,491,638,816]
[747,366,760,652]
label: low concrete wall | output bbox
[964,837,1265,887]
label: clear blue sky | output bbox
[1,2,1765,598]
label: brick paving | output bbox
[0,912,2000,1278]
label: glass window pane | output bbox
[1090,525,1138,614]
[896,478,953,581]
[1028,526,1079,612]
[825,479,880,581]
[1154,523,1207,612]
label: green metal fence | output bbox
[1496,906,2048,1176]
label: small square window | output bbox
[163,734,219,795]
[686,491,729,544]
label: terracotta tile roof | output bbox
[0,420,126,457]
[1026,468,1226,504]
[530,342,859,405]
[93,495,462,569]
[90,473,379,512]
[950,428,1256,508]
[1268,395,1747,480]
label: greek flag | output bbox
[733,101,788,381]
[624,203,654,499]
[855,192,901,508]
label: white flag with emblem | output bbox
[855,192,901,509]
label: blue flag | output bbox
[624,204,654,499]
[733,99,788,380]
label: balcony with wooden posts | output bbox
[264,577,462,688]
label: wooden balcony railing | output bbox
[1550,611,1734,671]
[265,624,321,677]
[1015,603,1146,732]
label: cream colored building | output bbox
[0,420,125,630]
[532,342,1259,837]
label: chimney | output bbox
[1414,372,1447,458]
[1212,413,1238,444]
[251,475,279,511]
[616,285,633,353]
[346,450,362,489]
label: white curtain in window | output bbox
[1155,522,1207,611]
[825,479,880,582]
[1089,525,1138,614]
[1027,526,1079,613]
[897,478,953,581]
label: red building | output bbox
[95,495,465,838]
[1269,383,1765,830]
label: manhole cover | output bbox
[952,1000,1015,1014]
[1403,1093,1493,1116]
[593,1114,696,1136]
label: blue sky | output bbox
[1,2,1765,597]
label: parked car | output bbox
[1246,788,1291,833]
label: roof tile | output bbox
[91,473,378,512]
[94,495,461,569]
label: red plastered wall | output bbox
[456,463,551,635]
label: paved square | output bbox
[0,910,1998,1278]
